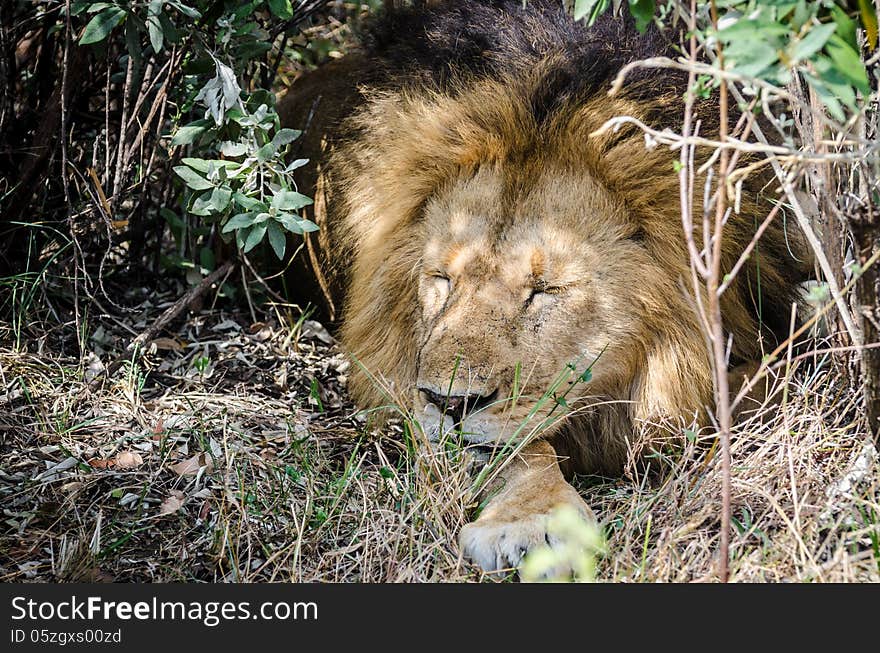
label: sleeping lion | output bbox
[278,0,807,574]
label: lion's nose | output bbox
[418,387,499,423]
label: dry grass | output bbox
[593,365,879,582]
[1,284,878,583]
[0,287,474,582]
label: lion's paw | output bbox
[460,513,556,574]
[460,496,595,576]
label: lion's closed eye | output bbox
[421,272,451,316]
[525,284,564,307]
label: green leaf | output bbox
[147,1,164,53]
[222,213,256,233]
[271,190,313,211]
[275,213,317,234]
[299,218,319,233]
[725,40,780,78]
[190,191,214,216]
[284,158,309,173]
[232,193,267,212]
[718,19,790,40]
[235,226,248,250]
[160,207,183,228]
[271,128,302,149]
[161,207,185,247]
[628,0,654,33]
[195,59,242,125]
[573,0,603,22]
[220,141,248,157]
[169,2,201,19]
[181,157,238,173]
[191,188,231,216]
[792,23,836,62]
[236,40,273,63]
[813,56,858,109]
[225,108,247,125]
[157,12,181,44]
[267,220,287,259]
[147,19,162,54]
[790,0,813,32]
[825,35,871,94]
[255,142,277,163]
[275,213,303,234]
[242,223,267,253]
[170,119,211,146]
[830,5,858,50]
[173,165,213,191]
[80,6,127,45]
[124,14,142,65]
[86,3,116,14]
[267,0,294,20]
[207,186,232,212]
[199,247,215,272]
[802,72,845,121]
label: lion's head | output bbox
[413,162,658,445]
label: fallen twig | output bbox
[90,260,236,388]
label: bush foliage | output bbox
[0,0,370,305]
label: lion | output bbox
[278,1,808,574]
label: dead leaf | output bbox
[83,352,105,383]
[60,481,84,494]
[170,452,213,477]
[159,490,185,516]
[65,564,115,583]
[301,320,334,344]
[151,337,183,351]
[114,451,143,469]
[151,419,165,441]
[274,365,288,391]
[88,567,115,583]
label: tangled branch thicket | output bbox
[1,1,879,582]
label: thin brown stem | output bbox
[708,0,731,584]
[716,201,782,296]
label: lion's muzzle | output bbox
[418,387,499,424]
[416,386,505,445]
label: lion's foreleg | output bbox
[459,439,595,575]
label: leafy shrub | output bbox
[73,0,323,267]
[0,1,368,296]
[573,0,877,121]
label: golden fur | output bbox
[279,3,807,572]
[330,65,801,470]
